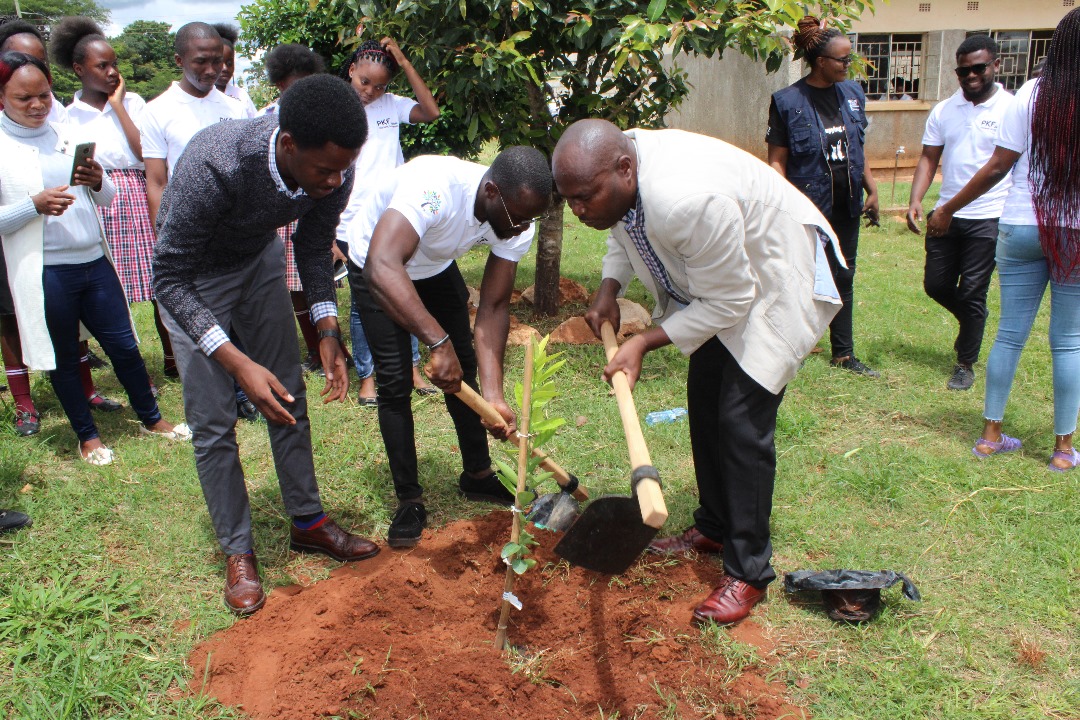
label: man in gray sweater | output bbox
[153,74,379,615]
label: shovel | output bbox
[553,321,668,574]
[454,384,587,531]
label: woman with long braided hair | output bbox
[928,7,1080,471]
[767,15,881,379]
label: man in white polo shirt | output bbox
[907,34,1014,390]
[347,148,552,548]
[141,22,246,226]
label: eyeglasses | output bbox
[955,63,990,77]
[495,186,541,232]
[821,54,854,66]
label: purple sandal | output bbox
[972,433,1022,458]
[1048,448,1079,472]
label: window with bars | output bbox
[850,33,924,100]
[967,29,1054,90]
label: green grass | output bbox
[0,180,1077,719]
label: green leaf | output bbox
[646,0,667,22]
[467,113,479,142]
[517,490,536,506]
[501,542,522,560]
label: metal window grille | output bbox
[967,1,979,9]
[851,33,923,100]
[1065,0,1075,8]
[969,29,1055,90]
[918,3,931,10]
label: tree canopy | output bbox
[238,0,874,314]
[0,0,108,25]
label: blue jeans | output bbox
[983,224,1080,435]
[43,257,161,442]
[349,298,420,380]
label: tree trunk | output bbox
[532,198,564,317]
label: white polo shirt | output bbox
[347,155,535,280]
[923,84,1013,219]
[66,90,146,171]
[994,79,1076,228]
[140,83,246,175]
[336,92,417,243]
[223,80,257,119]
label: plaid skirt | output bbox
[279,221,301,291]
[99,168,156,303]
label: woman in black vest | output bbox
[767,15,880,378]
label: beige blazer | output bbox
[602,129,844,395]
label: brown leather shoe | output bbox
[224,553,266,616]
[290,518,381,562]
[648,526,723,555]
[692,576,766,626]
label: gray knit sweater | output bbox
[153,114,354,343]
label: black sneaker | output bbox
[14,410,40,437]
[302,353,324,377]
[947,364,975,391]
[388,502,427,548]
[0,509,31,533]
[85,349,109,370]
[237,398,261,423]
[830,356,880,378]
[458,470,515,506]
[88,391,123,412]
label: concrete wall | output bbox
[664,50,802,161]
[854,0,1068,33]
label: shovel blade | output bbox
[527,491,581,532]
[553,496,658,574]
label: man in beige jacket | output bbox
[553,119,842,625]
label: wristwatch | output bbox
[317,328,342,341]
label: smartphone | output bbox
[69,142,96,185]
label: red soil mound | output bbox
[190,511,805,719]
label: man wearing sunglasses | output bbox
[907,35,1014,391]
[346,147,552,548]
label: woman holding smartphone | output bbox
[0,51,188,465]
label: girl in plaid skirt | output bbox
[59,17,177,380]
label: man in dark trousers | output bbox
[153,75,379,615]
[553,119,842,626]
[907,35,1014,390]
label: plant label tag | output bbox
[502,591,522,610]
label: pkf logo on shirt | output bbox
[847,98,861,114]
[376,117,398,129]
[421,190,443,216]
[980,119,999,132]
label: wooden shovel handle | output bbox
[600,321,668,529]
[454,383,589,501]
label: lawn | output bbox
[0,180,1076,719]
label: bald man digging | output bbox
[553,120,844,625]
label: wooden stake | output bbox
[495,340,535,651]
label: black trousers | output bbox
[688,337,785,588]
[349,260,491,501]
[923,215,998,366]
[824,197,861,359]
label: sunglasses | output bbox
[955,63,990,77]
[821,54,854,66]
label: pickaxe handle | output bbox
[454,384,589,501]
[600,321,668,529]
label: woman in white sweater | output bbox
[0,51,188,465]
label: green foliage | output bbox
[238,0,875,156]
[0,0,109,24]
[496,335,565,575]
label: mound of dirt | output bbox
[190,512,805,720]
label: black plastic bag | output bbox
[784,570,921,622]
